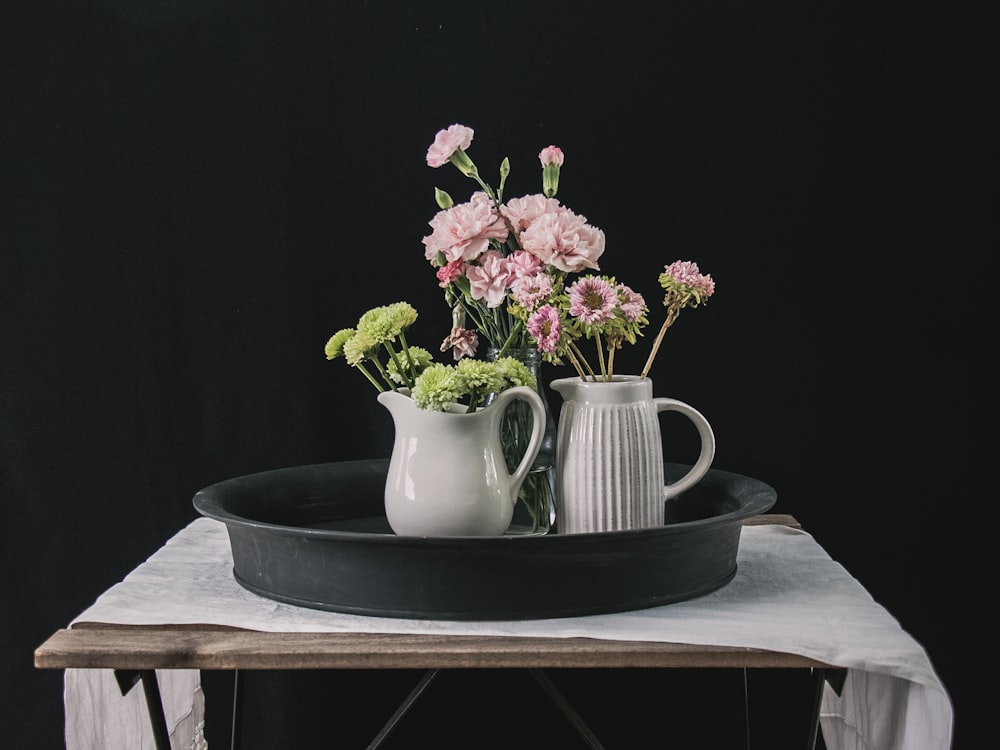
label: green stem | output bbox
[382,341,410,388]
[497,319,526,357]
[595,331,607,380]
[356,362,385,392]
[397,330,416,383]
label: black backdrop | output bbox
[3,1,994,748]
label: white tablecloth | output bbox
[66,519,953,750]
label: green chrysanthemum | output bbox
[490,356,536,390]
[343,330,378,366]
[455,358,505,395]
[324,328,355,360]
[412,363,463,411]
[356,301,418,344]
[387,346,433,384]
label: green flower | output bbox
[324,328,355,360]
[410,357,534,412]
[455,358,505,395]
[343,330,378,366]
[412,363,463,411]
[356,302,418,344]
[489,356,536,389]
[387,346,433,384]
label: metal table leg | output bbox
[807,668,847,750]
[114,669,171,750]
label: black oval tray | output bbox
[192,458,776,620]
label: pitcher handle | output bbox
[492,386,546,499]
[654,397,716,501]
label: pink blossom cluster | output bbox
[421,191,605,312]
[661,260,716,300]
[526,276,647,358]
[423,124,711,376]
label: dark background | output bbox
[3,1,994,747]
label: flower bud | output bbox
[434,187,454,209]
[448,148,479,178]
[539,146,564,198]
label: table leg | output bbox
[807,668,847,750]
[366,669,440,750]
[230,669,243,750]
[114,669,171,750]
[742,668,751,749]
[528,669,606,750]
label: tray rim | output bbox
[192,458,777,543]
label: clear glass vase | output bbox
[486,347,557,534]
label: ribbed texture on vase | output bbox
[555,402,665,534]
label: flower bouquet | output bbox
[326,124,717,534]
[423,123,716,383]
[422,124,716,531]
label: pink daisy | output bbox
[568,276,617,324]
[527,305,562,353]
[616,284,647,322]
[662,260,716,299]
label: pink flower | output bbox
[465,250,512,308]
[510,272,553,309]
[426,124,474,168]
[662,260,716,299]
[504,249,544,279]
[435,259,465,287]
[440,327,479,360]
[616,284,647,322]
[538,145,564,167]
[422,192,509,263]
[500,194,562,234]
[568,276,617,324]
[527,305,562,353]
[520,208,605,273]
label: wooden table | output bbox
[35,514,844,749]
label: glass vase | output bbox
[486,347,557,534]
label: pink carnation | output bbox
[504,249,544,279]
[422,192,509,263]
[520,208,605,273]
[500,194,562,234]
[663,260,715,298]
[440,327,479,360]
[426,124,474,168]
[510,272,553,309]
[465,250,512,308]
[568,276,617,324]
[435,259,465,287]
[527,305,562,353]
[538,145,564,167]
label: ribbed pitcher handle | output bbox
[654,398,716,500]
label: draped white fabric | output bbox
[66,519,953,750]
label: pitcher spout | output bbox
[376,388,410,417]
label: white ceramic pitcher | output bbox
[377,387,545,536]
[550,375,716,534]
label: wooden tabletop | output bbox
[36,514,826,673]
[35,626,832,671]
